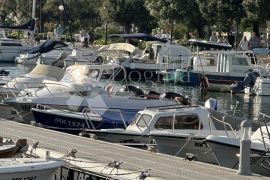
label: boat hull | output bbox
[152,134,217,164]
[0,160,62,180]
[84,130,151,144]
[31,108,137,134]
[206,138,270,176]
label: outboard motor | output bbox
[205,98,218,110]
[231,71,260,93]
[122,85,144,97]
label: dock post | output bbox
[237,120,252,175]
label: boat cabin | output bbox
[125,106,233,135]
[190,51,267,76]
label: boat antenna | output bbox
[61,0,73,42]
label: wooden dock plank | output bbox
[0,119,268,180]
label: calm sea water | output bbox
[3,63,270,121]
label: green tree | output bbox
[42,0,102,33]
[145,0,207,38]
[0,0,32,25]
[197,0,245,33]
[101,0,155,33]
[243,0,270,35]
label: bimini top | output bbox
[189,39,232,50]
[25,40,68,54]
[108,33,168,43]
[98,43,137,54]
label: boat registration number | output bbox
[54,117,86,128]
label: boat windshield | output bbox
[129,113,141,125]
[136,114,152,127]
[61,68,100,83]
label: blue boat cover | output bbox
[108,33,167,43]
[25,40,68,54]
[189,39,232,50]
[0,19,35,31]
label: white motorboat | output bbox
[4,64,184,124]
[3,64,126,122]
[82,101,242,148]
[140,98,245,164]
[0,64,65,96]
[0,158,63,180]
[206,113,270,176]
[167,50,269,90]
[98,41,191,81]
[64,48,98,66]
[37,48,98,67]
[0,30,33,62]
[15,39,70,65]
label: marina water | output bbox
[3,63,270,122]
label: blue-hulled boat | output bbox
[31,106,138,134]
[163,50,269,91]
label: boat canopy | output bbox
[25,40,68,54]
[98,43,137,54]
[189,39,232,50]
[29,64,65,81]
[0,19,35,31]
[108,33,168,43]
[159,44,192,58]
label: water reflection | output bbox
[2,63,269,121]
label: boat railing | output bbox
[81,108,96,130]
[145,104,199,111]
[208,113,238,138]
[8,80,85,99]
[257,112,270,151]
[82,107,128,130]
[4,78,45,98]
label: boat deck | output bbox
[0,119,268,180]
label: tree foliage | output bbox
[0,0,269,40]
[101,0,155,33]
[0,0,32,24]
[197,0,245,32]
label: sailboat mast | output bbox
[31,0,36,36]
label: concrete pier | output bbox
[0,119,268,180]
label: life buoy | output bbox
[143,71,153,80]
[128,70,141,82]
